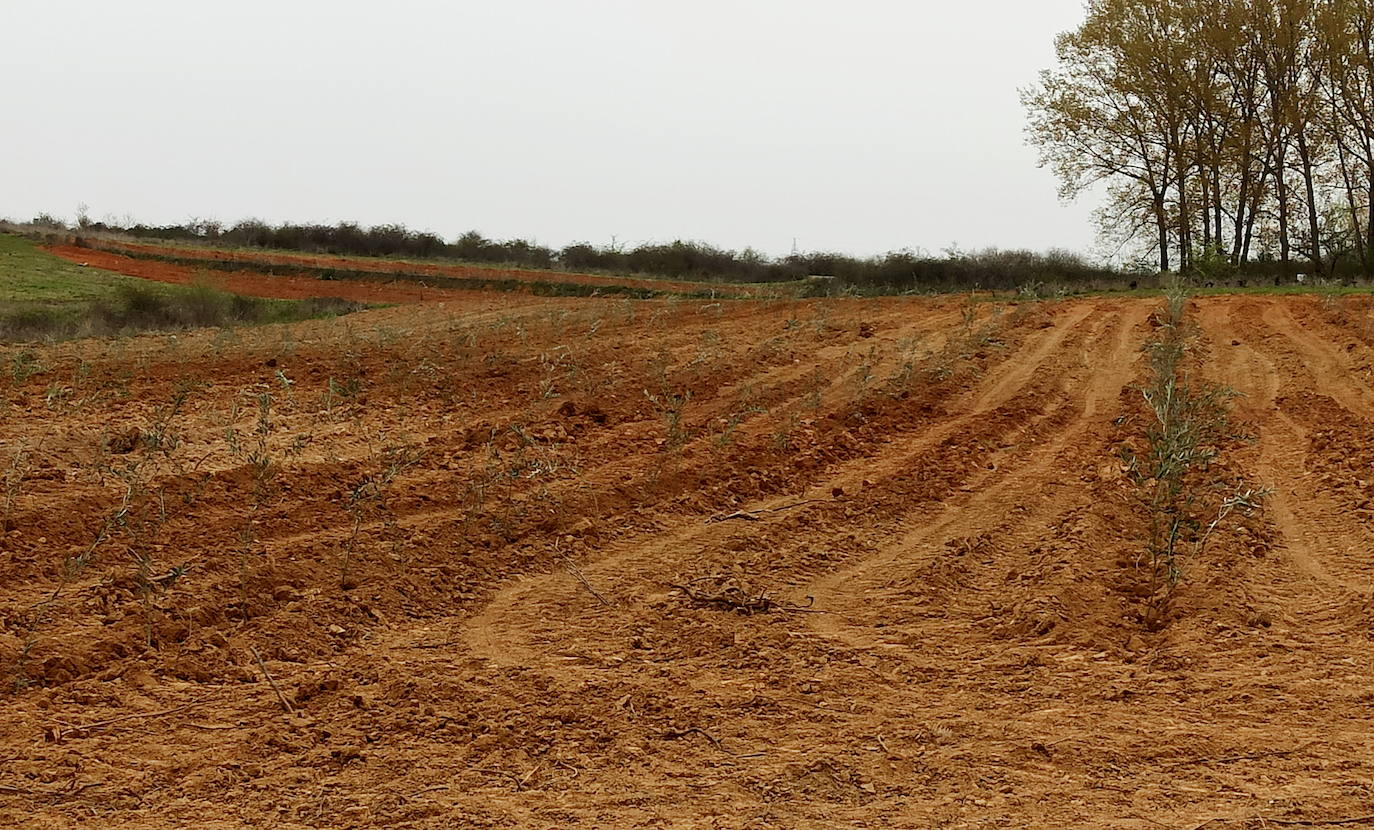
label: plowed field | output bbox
[3,290,1374,828]
[44,242,748,301]
[41,245,542,305]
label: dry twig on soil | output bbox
[1164,741,1316,769]
[1260,817,1374,827]
[662,726,724,751]
[563,558,614,607]
[0,778,102,802]
[669,581,820,615]
[50,701,203,741]
[1190,814,1374,829]
[554,539,613,607]
[704,498,828,524]
[250,645,297,715]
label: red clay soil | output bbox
[43,244,497,305]
[107,240,741,296]
[2,293,1374,827]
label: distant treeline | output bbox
[1026,0,1374,279]
[24,214,1131,292]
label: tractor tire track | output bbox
[803,301,1150,650]
[1197,298,1374,619]
[456,301,1122,669]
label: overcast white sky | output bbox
[2,1,1099,258]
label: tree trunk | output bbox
[1232,166,1250,263]
[1335,135,1367,272]
[1243,169,1263,264]
[1368,170,1374,276]
[1213,163,1224,258]
[1242,205,1257,264]
[1155,193,1171,272]
[1276,155,1292,276]
[1366,136,1374,277]
[1296,131,1324,277]
[1177,170,1191,271]
[1201,171,1212,248]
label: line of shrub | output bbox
[0,280,365,343]
[73,242,723,300]
[17,216,1130,292]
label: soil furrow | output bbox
[455,301,1109,669]
[7,294,1374,828]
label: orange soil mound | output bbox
[2,293,1373,827]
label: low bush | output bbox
[0,280,364,343]
[6,215,1134,292]
[1120,284,1266,628]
